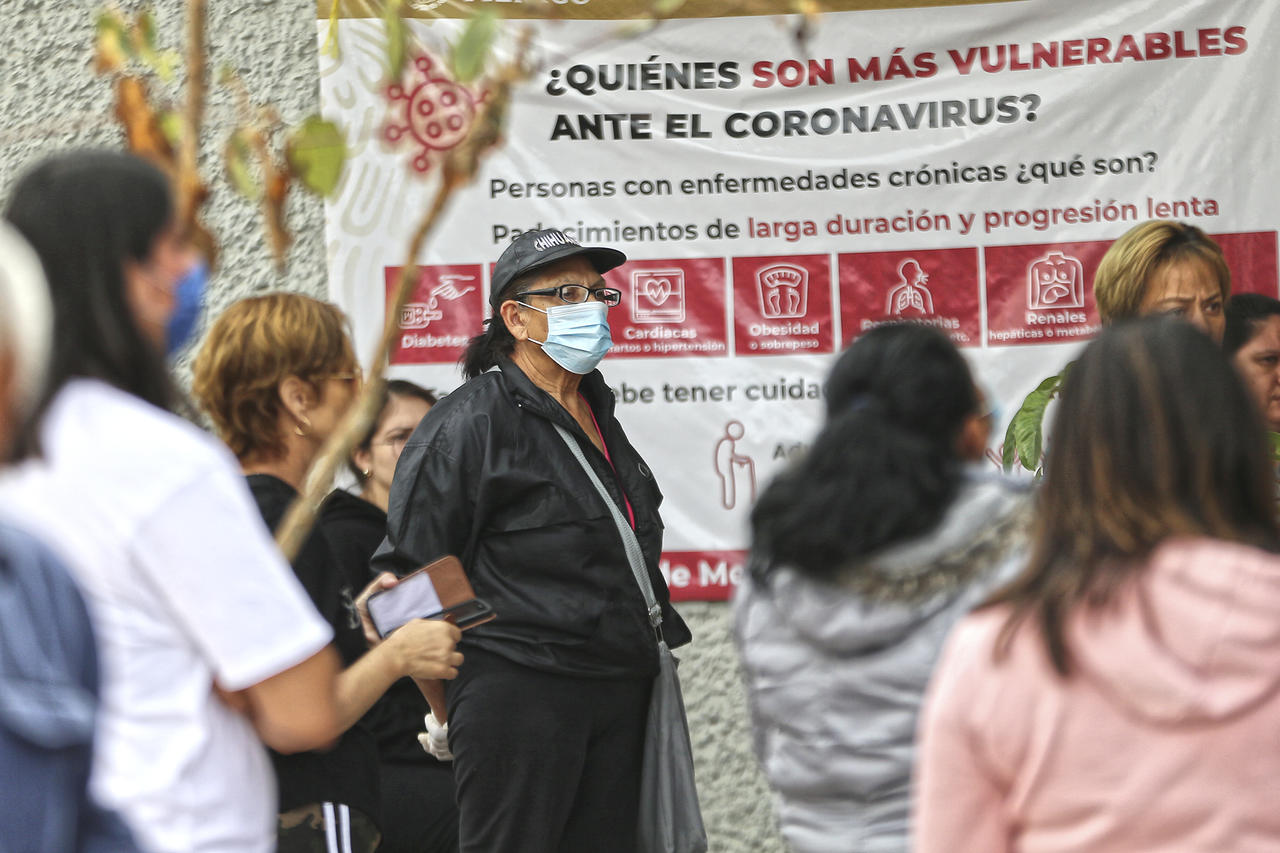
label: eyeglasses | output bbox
[516,283,622,307]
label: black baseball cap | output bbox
[489,228,627,307]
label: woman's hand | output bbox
[386,618,464,680]
[355,571,400,647]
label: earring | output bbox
[361,468,371,478]
[294,413,312,437]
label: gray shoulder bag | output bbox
[554,425,708,853]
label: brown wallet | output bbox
[367,555,496,637]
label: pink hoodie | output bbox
[913,537,1280,853]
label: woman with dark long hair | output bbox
[0,150,342,853]
[735,323,1029,853]
[914,318,1280,852]
[1224,293,1280,433]
[321,378,459,853]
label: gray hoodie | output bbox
[733,471,1030,853]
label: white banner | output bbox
[318,0,1279,600]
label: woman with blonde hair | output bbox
[915,318,1280,852]
[193,292,463,853]
[1006,220,1232,473]
[1093,219,1230,341]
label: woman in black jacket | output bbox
[322,379,458,853]
[193,293,463,853]
[373,228,690,853]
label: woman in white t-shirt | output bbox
[0,150,345,853]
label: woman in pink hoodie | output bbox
[914,318,1280,853]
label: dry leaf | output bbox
[264,168,292,270]
[115,76,173,161]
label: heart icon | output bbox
[643,278,672,305]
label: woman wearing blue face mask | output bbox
[372,228,692,853]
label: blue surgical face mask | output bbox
[524,300,613,375]
[166,259,208,358]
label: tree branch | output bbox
[273,31,527,562]
[177,0,206,240]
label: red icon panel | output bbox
[838,248,980,348]
[386,264,484,365]
[603,258,728,358]
[985,241,1108,347]
[732,254,834,356]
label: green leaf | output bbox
[130,9,178,80]
[95,10,136,70]
[1269,431,1280,463]
[147,48,181,82]
[383,0,407,81]
[322,0,342,60]
[612,20,658,38]
[133,9,157,53]
[286,115,347,198]
[1003,362,1073,473]
[451,11,498,84]
[224,130,261,201]
[157,110,184,150]
[1000,417,1020,471]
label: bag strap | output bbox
[554,424,664,641]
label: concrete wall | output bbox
[0,2,783,849]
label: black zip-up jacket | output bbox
[372,358,691,679]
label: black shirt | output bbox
[246,475,380,824]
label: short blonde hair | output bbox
[1093,220,1230,323]
[192,292,356,461]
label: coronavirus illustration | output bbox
[384,54,486,173]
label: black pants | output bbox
[447,648,652,853]
[376,761,459,853]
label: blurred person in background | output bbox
[915,318,1280,852]
[1224,293,1280,434]
[1093,220,1230,341]
[734,323,1030,853]
[0,150,343,853]
[0,222,141,852]
[192,293,462,853]
[325,379,438,593]
[321,378,459,853]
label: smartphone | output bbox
[367,559,495,637]
[433,598,496,630]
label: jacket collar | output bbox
[497,357,616,427]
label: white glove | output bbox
[417,712,453,762]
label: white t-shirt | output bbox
[0,379,333,853]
